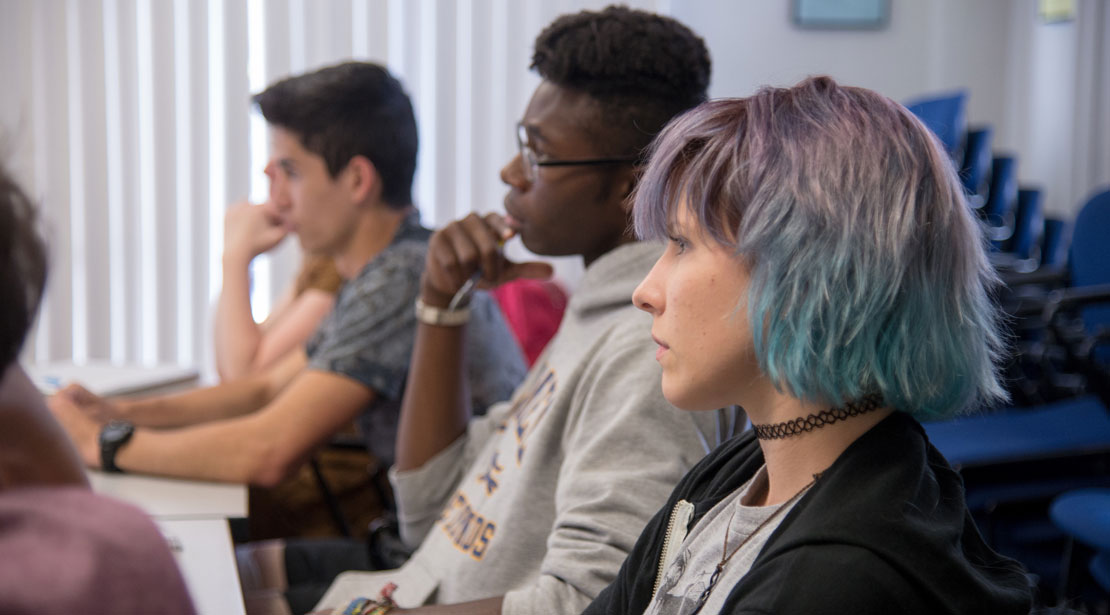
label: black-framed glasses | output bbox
[516,123,637,183]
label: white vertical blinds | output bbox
[5,0,664,370]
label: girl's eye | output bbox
[668,235,689,254]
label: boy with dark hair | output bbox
[48,62,525,488]
[262,7,733,615]
[252,61,418,208]
[213,61,422,383]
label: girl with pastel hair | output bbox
[583,77,1032,614]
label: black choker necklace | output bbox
[751,394,884,440]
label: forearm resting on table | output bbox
[120,352,303,428]
[117,377,273,429]
[115,413,303,485]
[118,366,370,485]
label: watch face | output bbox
[102,421,134,443]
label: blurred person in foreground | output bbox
[0,161,194,614]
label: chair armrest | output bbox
[1000,265,1069,289]
[1042,284,1110,323]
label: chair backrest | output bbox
[1042,218,1070,267]
[1069,189,1110,332]
[1070,189,1110,287]
[1009,187,1043,260]
[960,127,993,209]
[984,156,1018,245]
[905,90,968,160]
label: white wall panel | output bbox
[30,0,73,363]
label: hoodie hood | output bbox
[568,241,663,319]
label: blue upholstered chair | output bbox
[1010,188,1044,261]
[1070,190,1110,342]
[905,90,968,160]
[1042,217,1070,267]
[1050,488,1110,604]
[984,156,1019,246]
[924,279,1110,598]
[960,127,993,210]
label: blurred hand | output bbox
[422,212,553,307]
[46,393,101,467]
[223,199,290,262]
[54,383,122,424]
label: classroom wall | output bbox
[674,0,1109,217]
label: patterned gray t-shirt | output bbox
[645,466,802,615]
[305,211,527,465]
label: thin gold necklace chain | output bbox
[688,475,818,615]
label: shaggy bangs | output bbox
[633,100,750,247]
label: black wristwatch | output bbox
[99,420,135,473]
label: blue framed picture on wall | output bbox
[793,0,890,30]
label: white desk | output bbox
[27,360,199,397]
[89,471,248,614]
[88,469,248,520]
[157,518,246,615]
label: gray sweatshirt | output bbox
[390,241,735,615]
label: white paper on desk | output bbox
[311,558,437,613]
[27,361,198,397]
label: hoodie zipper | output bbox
[652,499,695,602]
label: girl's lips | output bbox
[652,335,669,361]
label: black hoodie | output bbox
[584,412,1032,614]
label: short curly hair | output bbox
[531,5,711,158]
[0,162,47,368]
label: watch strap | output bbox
[414,298,471,327]
[99,421,135,473]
